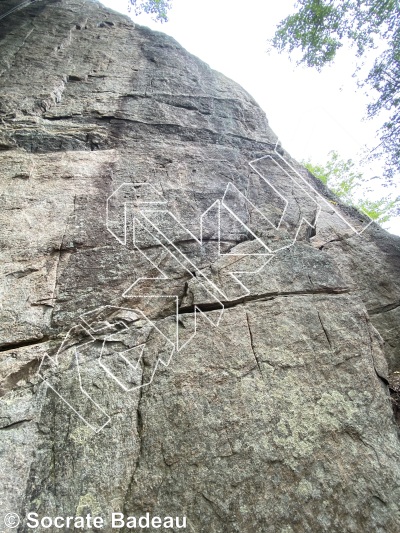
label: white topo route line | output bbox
[36,143,372,431]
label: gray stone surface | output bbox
[0,0,399,532]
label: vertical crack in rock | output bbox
[122,343,148,514]
[245,311,262,376]
[317,311,332,351]
[50,193,77,314]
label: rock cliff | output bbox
[1,1,400,532]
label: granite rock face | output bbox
[1,1,400,532]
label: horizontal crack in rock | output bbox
[368,301,400,316]
[0,336,50,353]
[178,287,350,314]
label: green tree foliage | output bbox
[128,0,172,22]
[303,151,398,223]
[272,0,400,179]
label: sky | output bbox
[100,0,400,235]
